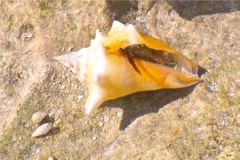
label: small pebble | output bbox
[78,95,84,99]
[92,135,97,140]
[48,157,54,160]
[32,112,46,124]
[32,123,53,138]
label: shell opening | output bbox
[121,44,198,77]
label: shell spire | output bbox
[55,21,201,114]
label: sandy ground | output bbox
[0,1,239,159]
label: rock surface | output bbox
[0,1,239,159]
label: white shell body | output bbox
[32,123,53,138]
[55,30,107,114]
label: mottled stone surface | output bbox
[0,1,239,159]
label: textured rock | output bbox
[0,1,239,159]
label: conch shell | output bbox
[55,21,201,114]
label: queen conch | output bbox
[55,21,201,115]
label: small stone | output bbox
[92,135,97,140]
[78,95,84,99]
[32,123,53,138]
[48,157,54,160]
[31,112,47,124]
[104,116,109,122]
[99,121,104,127]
